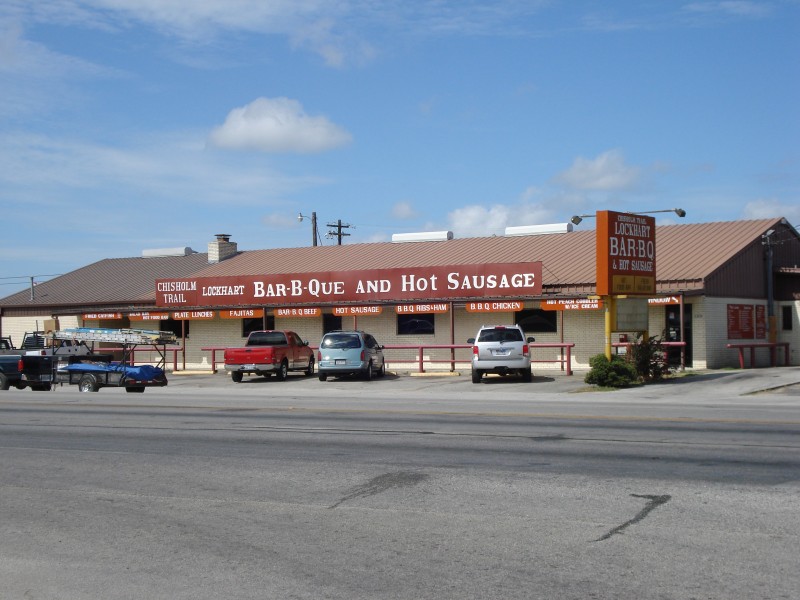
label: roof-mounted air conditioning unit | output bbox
[391,231,454,243]
[504,223,573,237]
[142,247,195,257]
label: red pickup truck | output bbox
[224,330,315,382]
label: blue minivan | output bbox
[317,330,386,381]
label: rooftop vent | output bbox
[142,247,195,258]
[504,223,573,237]
[391,231,454,243]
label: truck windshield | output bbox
[247,332,287,346]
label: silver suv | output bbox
[468,325,534,383]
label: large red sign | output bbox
[155,262,542,308]
[596,210,656,296]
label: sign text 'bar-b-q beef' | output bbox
[155,262,543,308]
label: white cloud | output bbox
[742,199,800,224]
[0,130,322,206]
[208,97,352,154]
[10,0,375,67]
[446,186,578,238]
[683,2,772,18]
[555,149,641,192]
[392,201,418,220]
[448,205,510,237]
[262,212,300,229]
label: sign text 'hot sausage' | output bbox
[155,262,542,308]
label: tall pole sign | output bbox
[596,210,657,296]
[595,210,657,359]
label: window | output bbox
[323,313,342,334]
[397,314,435,335]
[242,315,273,337]
[515,309,557,333]
[783,305,793,331]
[160,318,187,338]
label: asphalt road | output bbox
[1,368,798,599]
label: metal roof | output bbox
[0,217,792,311]
[0,253,210,311]
[191,218,786,294]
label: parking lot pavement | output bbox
[164,366,800,399]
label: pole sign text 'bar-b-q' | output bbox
[155,262,543,308]
[595,210,656,296]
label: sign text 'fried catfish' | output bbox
[155,262,542,307]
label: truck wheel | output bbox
[471,369,482,384]
[0,373,9,390]
[231,371,243,383]
[78,374,99,392]
[276,361,288,381]
[305,357,315,377]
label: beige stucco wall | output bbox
[3,296,796,373]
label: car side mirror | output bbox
[467,338,475,344]
[303,340,309,346]
[527,337,535,343]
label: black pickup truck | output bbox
[0,354,56,391]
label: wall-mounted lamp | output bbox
[570,214,589,225]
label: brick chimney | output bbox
[208,234,238,263]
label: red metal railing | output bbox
[201,343,577,376]
[725,342,790,368]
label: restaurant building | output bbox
[1,217,798,371]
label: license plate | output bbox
[335,359,346,365]
[244,364,256,370]
[492,349,510,356]
[40,374,52,382]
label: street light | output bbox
[570,208,686,226]
[297,212,318,247]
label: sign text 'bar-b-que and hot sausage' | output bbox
[155,262,543,307]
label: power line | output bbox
[0,274,63,280]
[326,220,355,245]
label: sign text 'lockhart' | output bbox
[155,262,543,308]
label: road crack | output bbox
[329,471,429,509]
[594,493,671,542]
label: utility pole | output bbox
[326,219,353,245]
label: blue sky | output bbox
[1,0,798,295]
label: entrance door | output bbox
[665,304,692,367]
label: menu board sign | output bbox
[727,304,754,339]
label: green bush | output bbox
[627,334,673,382]
[584,353,638,388]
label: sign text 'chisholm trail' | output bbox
[155,262,543,307]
